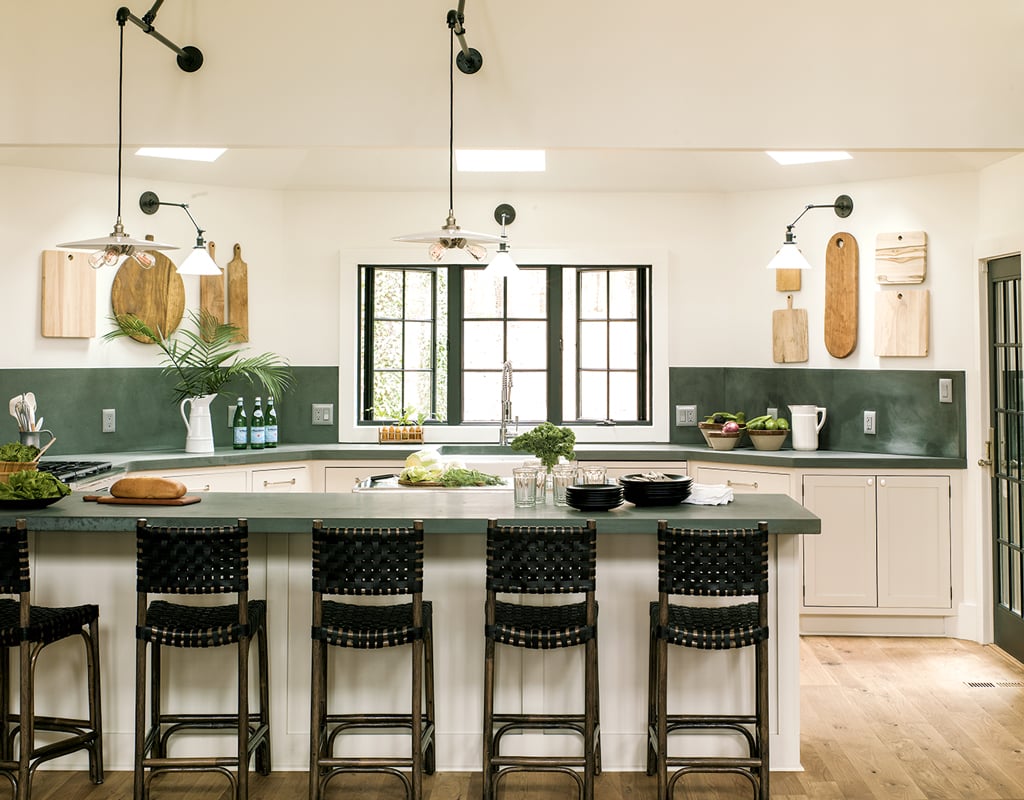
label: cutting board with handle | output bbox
[227,243,249,342]
[110,249,186,343]
[824,232,859,358]
[772,294,808,363]
[83,494,201,506]
[41,249,96,338]
[874,289,929,357]
[875,231,926,284]
[199,241,225,339]
[775,268,801,293]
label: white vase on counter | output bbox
[788,404,826,451]
[180,394,217,453]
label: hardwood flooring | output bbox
[23,636,1024,799]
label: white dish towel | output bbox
[683,483,734,505]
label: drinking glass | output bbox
[582,465,607,485]
[552,464,576,507]
[513,467,538,507]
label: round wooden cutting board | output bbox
[110,251,186,343]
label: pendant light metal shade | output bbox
[138,190,221,275]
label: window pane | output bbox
[506,269,547,318]
[507,321,547,370]
[374,270,403,318]
[579,271,608,319]
[464,321,504,368]
[372,371,402,418]
[405,270,433,319]
[374,320,402,369]
[609,270,637,318]
[579,372,608,419]
[609,321,637,369]
[404,321,433,370]
[405,371,432,416]
[463,371,502,422]
[513,371,548,422]
[609,372,637,420]
[464,270,504,317]
[579,321,608,368]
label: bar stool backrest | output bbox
[0,519,30,596]
[485,520,597,595]
[657,521,769,597]
[136,518,249,595]
[312,520,424,597]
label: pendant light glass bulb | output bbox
[464,242,488,261]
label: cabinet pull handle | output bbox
[263,478,297,487]
[726,480,758,489]
[199,484,211,492]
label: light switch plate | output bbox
[312,403,333,425]
[939,378,953,403]
[864,410,876,435]
[675,405,697,426]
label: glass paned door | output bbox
[989,254,1024,662]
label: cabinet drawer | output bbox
[693,466,791,496]
[324,464,403,493]
[160,469,248,493]
[252,465,310,493]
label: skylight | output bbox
[766,151,852,166]
[456,149,546,172]
[136,147,227,163]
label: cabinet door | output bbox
[252,465,311,493]
[159,469,249,493]
[692,465,791,497]
[802,475,877,607]
[876,476,951,609]
[324,464,403,493]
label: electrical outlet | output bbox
[675,404,697,426]
[939,378,953,403]
[312,403,334,425]
[864,410,876,435]
[767,406,778,420]
[102,408,116,433]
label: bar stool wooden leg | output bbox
[85,618,104,784]
[133,624,147,800]
[237,633,250,800]
[255,624,271,776]
[424,623,436,775]
[481,633,496,800]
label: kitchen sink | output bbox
[437,444,516,456]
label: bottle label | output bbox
[251,426,266,445]
[266,424,278,445]
[233,427,248,446]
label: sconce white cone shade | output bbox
[766,241,813,270]
[176,246,222,275]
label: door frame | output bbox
[975,235,1024,645]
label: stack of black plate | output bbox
[618,473,693,507]
[565,483,624,512]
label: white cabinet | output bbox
[252,465,310,493]
[159,468,249,493]
[802,474,951,611]
[323,463,404,493]
[690,464,793,498]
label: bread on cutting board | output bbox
[109,476,187,500]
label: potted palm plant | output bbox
[105,311,293,453]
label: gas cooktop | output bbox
[37,460,115,483]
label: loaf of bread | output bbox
[110,476,187,500]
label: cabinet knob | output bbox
[867,478,873,486]
[879,478,886,487]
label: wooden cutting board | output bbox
[775,268,801,292]
[772,294,808,363]
[110,250,185,343]
[824,232,859,358]
[41,249,96,338]
[875,231,927,284]
[83,495,201,506]
[874,289,930,357]
[199,241,225,338]
[227,243,249,342]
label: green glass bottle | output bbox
[232,397,248,450]
[266,396,278,448]
[250,396,266,450]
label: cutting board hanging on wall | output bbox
[227,243,249,342]
[875,231,927,284]
[772,294,808,363]
[41,250,96,338]
[775,268,801,293]
[824,232,859,358]
[199,241,225,340]
[110,250,185,343]
[874,289,930,356]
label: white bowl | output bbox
[748,429,789,451]
[706,431,741,451]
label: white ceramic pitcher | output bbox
[180,394,217,453]
[788,404,826,451]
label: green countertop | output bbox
[1,491,821,536]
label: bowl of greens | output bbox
[0,470,71,508]
[0,442,41,484]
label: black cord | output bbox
[448,26,455,214]
[117,20,125,220]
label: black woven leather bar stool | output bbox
[310,519,435,800]
[482,518,600,800]
[0,519,103,800]
[134,518,270,800]
[646,520,770,800]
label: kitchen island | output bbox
[5,491,818,774]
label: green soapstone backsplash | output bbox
[668,367,966,459]
[0,367,339,456]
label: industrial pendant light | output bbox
[139,191,221,275]
[59,5,204,268]
[766,194,854,270]
[484,204,518,278]
[393,3,499,261]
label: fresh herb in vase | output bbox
[510,422,576,471]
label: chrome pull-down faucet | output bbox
[499,360,517,445]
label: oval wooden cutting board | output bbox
[110,251,186,343]
[824,232,859,358]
